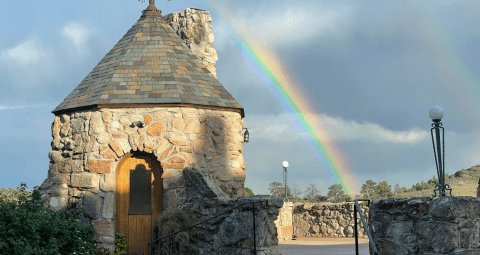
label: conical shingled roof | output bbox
[52,1,244,118]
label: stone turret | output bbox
[38,1,246,252]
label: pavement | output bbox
[279,237,370,246]
[278,237,371,255]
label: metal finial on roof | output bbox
[141,0,162,17]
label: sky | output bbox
[1,0,480,198]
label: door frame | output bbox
[115,151,163,254]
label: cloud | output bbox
[244,112,430,144]
[0,39,57,88]
[0,104,50,110]
[1,40,48,66]
[209,1,355,51]
[62,22,92,54]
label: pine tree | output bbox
[360,180,377,200]
[244,187,254,197]
[327,184,345,199]
[305,183,320,200]
[268,182,283,197]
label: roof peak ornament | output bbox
[141,0,162,18]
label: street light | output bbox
[282,161,289,201]
[281,161,296,240]
[429,105,453,197]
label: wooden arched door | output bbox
[116,151,163,255]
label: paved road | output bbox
[278,243,370,255]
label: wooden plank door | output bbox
[116,152,162,255]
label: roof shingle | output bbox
[52,1,244,117]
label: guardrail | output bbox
[354,199,378,254]
[148,200,268,255]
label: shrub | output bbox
[153,206,199,254]
[0,184,97,254]
[333,194,353,203]
[0,183,128,255]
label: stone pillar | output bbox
[164,8,218,78]
[274,202,293,240]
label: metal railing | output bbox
[148,200,268,255]
[354,199,378,255]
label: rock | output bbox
[154,167,282,255]
[368,196,480,254]
[274,201,370,240]
[164,8,218,78]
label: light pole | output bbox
[429,106,453,197]
[282,161,289,201]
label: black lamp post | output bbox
[282,161,289,201]
[429,106,453,197]
[243,128,249,143]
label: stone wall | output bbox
[369,196,480,254]
[38,107,246,251]
[164,8,218,78]
[274,201,370,240]
[151,167,282,255]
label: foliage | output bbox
[268,182,292,198]
[290,184,303,202]
[360,180,377,200]
[0,183,97,254]
[0,183,128,255]
[268,182,283,197]
[327,184,345,199]
[360,180,394,199]
[279,185,292,199]
[244,187,254,197]
[304,183,320,200]
[374,181,395,198]
[313,195,329,202]
[412,180,436,191]
[333,194,353,203]
[154,206,199,254]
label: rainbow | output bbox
[200,1,362,195]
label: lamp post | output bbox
[282,161,289,201]
[429,106,453,197]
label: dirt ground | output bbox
[278,237,370,246]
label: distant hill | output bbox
[350,164,480,200]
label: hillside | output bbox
[350,164,480,200]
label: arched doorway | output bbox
[116,151,163,255]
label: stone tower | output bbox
[38,1,247,252]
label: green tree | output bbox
[279,185,293,199]
[291,184,303,202]
[313,195,328,202]
[360,180,377,200]
[327,184,345,199]
[374,181,394,198]
[428,175,438,184]
[334,194,353,203]
[305,183,320,200]
[394,184,401,193]
[244,187,254,197]
[269,182,283,197]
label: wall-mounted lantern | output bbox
[243,128,249,143]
